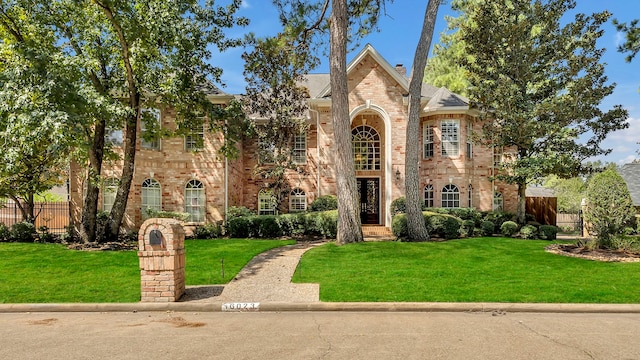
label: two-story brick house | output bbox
[69,44,517,232]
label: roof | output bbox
[425,87,469,111]
[525,187,556,198]
[619,163,640,206]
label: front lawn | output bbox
[0,239,294,303]
[293,238,640,303]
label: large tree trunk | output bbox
[405,0,439,242]
[330,0,363,245]
[517,181,527,225]
[79,118,106,243]
[107,109,138,240]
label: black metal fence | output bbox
[0,200,70,233]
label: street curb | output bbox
[2,302,640,314]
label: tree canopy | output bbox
[449,0,628,223]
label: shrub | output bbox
[0,223,9,242]
[424,212,462,239]
[309,195,338,212]
[484,211,516,232]
[584,169,636,248]
[391,214,408,238]
[193,222,223,239]
[390,197,406,215]
[447,208,483,223]
[226,206,254,219]
[500,221,519,237]
[520,224,538,239]
[253,215,282,238]
[10,221,36,242]
[480,220,495,236]
[226,216,253,238]
[145,208,191,222]
[538,225,559,240]
[461,220,475,237]
[277,213,306,236]
[37,226,55,243]
[304,210,338,238]
[442,216,462,239]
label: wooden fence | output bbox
[0,200,69,233]
[556,213,581,231]
[525,197,557,226]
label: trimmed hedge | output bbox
[500,221,519,237]
[539,225,559,240]
[392,211,462,240]
[225,210,338,239]
[309,195,338,212]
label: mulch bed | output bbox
[545,243,640,263]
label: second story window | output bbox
[441,120,459,157]
[292,131,307,164]
[184,122,204,151]
[352,125,381,171]
[141,108,161,150]
[423,123,434,159]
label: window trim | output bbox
[184,179,205,222]
[493,191,504,212]
[141,178,161,216]
[441,184,460,208]
[423,183,434,208]
[292,131,307,165]
[352,125,381,171]
[141,108,161,150]
[441,119,460,157]
[258,189,277,215]
[423,123,434,159]
[289,188,307,212]
[184,121,205,151]
[102,178,119,212]
[466,121,473,159]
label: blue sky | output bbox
[213,1,640,165]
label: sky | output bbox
[212,0,640,166]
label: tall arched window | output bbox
[493,191,503,211]
[141,178,161,216]
[102,178,119,211]
[352,125,381,170]
[289,188,307,212]
[423,184,434,208]
[185,179,205,222]
[258,189,277,215]
[442,184,460,208]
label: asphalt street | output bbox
[2,311,639,359]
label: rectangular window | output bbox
[105,129,123,146]
[258,137,276,164]
[441,120,459,157]
[493,146,503,167]
[423,124,434,159]
[466,122,472,159]
[292,131,307,164]
[184,121,204,151]
[141,108,161,150]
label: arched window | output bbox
[185,179,205,222]
[258,189,277,215]
[141,178,161,216]
[493,191,503,211]
[352,125,381,170]
[442,184,460,208]
[289,188,307,212]
[102,178,119,212]
[423,184,434,208]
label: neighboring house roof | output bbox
[525,187,556,198]
[619,163,640,206]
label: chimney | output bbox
[395,64,407,77]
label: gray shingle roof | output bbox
[425,87,469,110]
[525,187,556,197]
[619,163,640,206]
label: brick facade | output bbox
[69,45,517,232]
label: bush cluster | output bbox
[193,222,223,239]
[392,211,462,240]
[309,195,338,212]
[226,210,338,239]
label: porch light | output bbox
[395,169,401,180]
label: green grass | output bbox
[0,239,294,303]
[293,238,640,303]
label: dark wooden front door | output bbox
[357,178,380,225]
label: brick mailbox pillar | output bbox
[137,218,186,302]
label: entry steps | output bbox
[362,225,395,241]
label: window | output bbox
[493,146,503,167]
[441,120,459,157]
[423,184,434,208]
[352,125,381,170]
[292,131,307,164]
[184,122,204,151]
[466,121,473,159]
[442,184,460,208]
[493,191,503,211]
[102,178,119,211]
[258,189,277,215]
[185,179,205,222]
[468,185,473,208]
[105,129,123,146]
[289,188,307,212]
[141,178,161,216]
[423,123,434,159]
[258,137,276,164]
[141,108,161,150]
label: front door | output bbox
[357,178,380,225]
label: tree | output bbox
[543,175,585,213]
[0,0,248,242]
[454,0,628,224]
[256,0,390,244]
[614,19,640,64]
[583,169,635,248]
[404,0,440,242]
